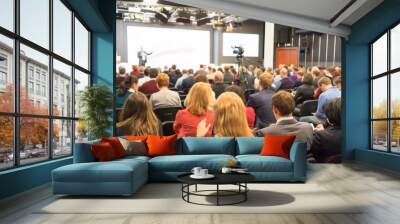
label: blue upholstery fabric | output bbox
[236,137,264,155]
[52,158,148,195]
[181,137,235,155]
[73,140,100,163]
[289,142,307,181]
[149,154,235,172]
[53,137,307,196]
[236,155,293,172]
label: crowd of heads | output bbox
[116,62,343,163]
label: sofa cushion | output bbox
[236,137,264,155]
[53,158,147,183]
[181,137,235,155]
[149,154,235,172]
[101,137,127,158]
[147,135,177,157]
[260,135,296,159]
[91,142,118,162]
[236,155,293,172]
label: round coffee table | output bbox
[177,173,255,206]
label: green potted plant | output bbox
[79,84,113,140]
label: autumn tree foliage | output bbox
[0,85,59,151]
[372,99,400,142]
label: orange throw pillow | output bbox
[101,137,126,158]
[146,135,177,157]
[91,142,117,162]
[124,136,147,142]
[260,135,296,159]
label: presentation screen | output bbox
[222,32,259,57]
[127,26,210,69]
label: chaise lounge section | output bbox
[52,137,306,196]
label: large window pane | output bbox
[372,77,387,119]
[0,116,14,170]
[0,0,14,31]
[74,69,89,118]
[372,121,388,151]
[53,60,72,117]
[391,120,400,153]
[20,0,49,49]
[20,117,49,165]
[53,0,72,60]
[372,33,387,76]
[0,35,14,112]
[20,44,49,115]
[53,119,72,158]
[391,24,400,70]
[75,18,89,70]
[391,72,400,118]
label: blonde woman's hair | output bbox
[117,92,160,135]
[213,92,253,137]
[185,82,214,116]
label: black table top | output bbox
[177,172,255,185]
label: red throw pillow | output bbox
[146,135,177,157]
[101,137,126,158]
[260,135,296,159]
[91,142,117,162]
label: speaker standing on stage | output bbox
[137,47,152,66]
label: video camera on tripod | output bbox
[232,45,244,62]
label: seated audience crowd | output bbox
[116,62,343,163]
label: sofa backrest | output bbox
[235,137,264,155]
[73,139,100,163]
[180,137,236,155]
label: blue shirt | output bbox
[315,86,341,119]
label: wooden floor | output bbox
[1,162,400,224]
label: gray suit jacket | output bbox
[259,118,313,150]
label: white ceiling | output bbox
[167,0,384,37]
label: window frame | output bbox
[370,21,400,154]
[0,0,92,171]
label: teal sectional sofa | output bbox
[52,137,306,196]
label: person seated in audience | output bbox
[211,71,227,98]
[138,67,151,87]
[334,76,342,90]
[116,66,127,86]
[175,69,188,90]
[231,67,238,80]
[225,85,255,129]
[278,67,295,91]
[247,72,276,129]
[174,82,215,137]
[130,65,140,77]
[253,68,264,91]
[309,98,342,163]
[194,71,209,83]
[272,67,282,90]
[238,66,255,90]
[211,92,253,137]
[257,91,313,150]
[223,66,233,84]
[117,92,160,136]
[139,68,159,95]
[167,64,178,86]
[181,69,195,93]
[311,66,321,87]
[293,73,315,105]
[300,77,341,125]
[116,76,139,108]
[149,73,181,109]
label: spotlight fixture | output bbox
[155,12,168,23]
[176,17,191,24]
[197,17,211,26]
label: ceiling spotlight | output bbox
[226,22,234,32]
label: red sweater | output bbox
[173,109,214,138]
[246,107,255,129]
